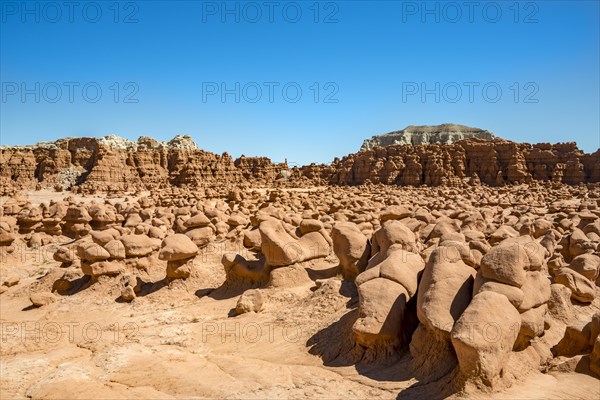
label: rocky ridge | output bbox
[360,124,496,151]
[0,135,289,195]
[1,132,599,196]
[307,139,600,186]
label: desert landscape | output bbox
[1,125,599,399]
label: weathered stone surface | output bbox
[417,247,476,338]
[554,268,596,303]
[331,222,370,280]
[353,278,409,347]
[158,233,198,261]
[235,289,264,315]
[360,124,495,151]
[451,291,520,387]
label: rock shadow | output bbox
[306,292,455,400]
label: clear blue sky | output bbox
[1,0,599,164]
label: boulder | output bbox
[82,260,125,277]
[331,222,370,281]
[184,213,211,228]
[417,247,476,339]
[555,321,592,357]
[77,242,111,262]
[158,234,199,261]
[547,283,575,323]
[569,253,600,281]
[235,289,264,315]
[554,268,596,303]
[30,292,58,307]
[353,278,409,347]
[517,271,551,312]
[480,241,529,287]
[451,291,520,387]
[185,226,214,248]
[370,220,420,264]
[259,219,329,268]
[120,235,161,257]
[515,304,547,350]
[298,219,324,234]
[473,274,524,309]
[104,239,126,259]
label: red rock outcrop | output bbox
[1,135,598,195]
[304,138,599,186]
[0,135,288,194]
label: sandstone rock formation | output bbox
[360,123,495,151]
[309,139,599,186]
[0,135,289,195]
[2,133,598,196]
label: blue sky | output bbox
[1,0,599,164]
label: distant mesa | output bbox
[360,123,496,151]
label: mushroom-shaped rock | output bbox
[120,235,161,257]
[259,219,329,268]
[158,234,199,261]
[77,242,111,262]
[185,226,214,248]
